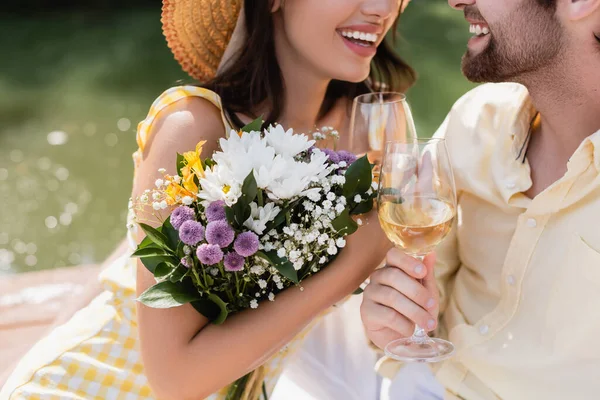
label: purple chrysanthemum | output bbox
[223,252,245,272]
[322,148,341,164]
[337,150,357,165]
[181,256,193,268]
[170,206,195,230]
[178,220,205,245]
[196,244,224,265]
[233,231,260,257]
[205,220,235,248]
[206,200,226,222]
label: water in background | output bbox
[0,3,475,274]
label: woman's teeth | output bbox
[469,24,490,36]
[340,30,378,45]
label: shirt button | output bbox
[506,275,516,286]
[479,325,489,335]
[526,218,537,228]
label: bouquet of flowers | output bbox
[131,119,376,398]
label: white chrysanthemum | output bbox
[266,124,315,157]
[243,202,281,235]
[198,165,242,206]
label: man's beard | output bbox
[461,4,563,83]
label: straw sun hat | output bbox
[161,0,246,82]
[161,0,411,82]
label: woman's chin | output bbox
[332,64,371,84]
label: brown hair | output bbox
[203,0,416,129]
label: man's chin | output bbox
[461,54,504,83]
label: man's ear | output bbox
[566,0,600,21]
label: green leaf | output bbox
[350,199,374,215]
[265,199,302,231]
[140,255,179,274]
[154,262,173,278]
[256,251,299,284]
[176,153,185,177]
[205,159,216,169]
[138,236,155,250]
[131,247,170,258]
[207,293,229,324]
[161,218,180,250]
[225,206,236,226]
[138,223,172,251]
[137,281,201,308]
[190,293,228,323]
[242,117,263,133]
[353,287,364,295]
[343,155,373,198]
[169,265,188,282]
[240,172,258,207]
[191,298,221,320]
[331,209,359,236]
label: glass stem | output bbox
[412,254,429,343]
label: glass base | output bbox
[384,336,455,363]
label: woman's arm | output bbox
[134,98,392,400]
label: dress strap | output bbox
[132,86,231,169]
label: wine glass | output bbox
[377,138,457,363]
[349,92,418,169]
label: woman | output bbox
[1,0,416,398]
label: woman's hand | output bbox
[360,248,440,350]
[337,208,394,289]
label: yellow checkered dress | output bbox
[1,86,318,400]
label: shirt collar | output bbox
[588,129,600,172]
[509,91,538,162]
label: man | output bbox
[362,0,600,399]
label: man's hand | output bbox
[360,248,440,350]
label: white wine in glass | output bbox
[377,138,457,363]
[349,92,417,168]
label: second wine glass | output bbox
[377,138,457,363]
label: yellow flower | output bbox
[180,140,206,194]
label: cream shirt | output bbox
[380,83,600,400]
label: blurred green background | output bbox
[0,0,476,274]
